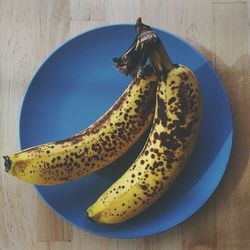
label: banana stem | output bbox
[149,42,174,74]
[113,18,174,78]
[112,37,148,78]
[135,18,174,77]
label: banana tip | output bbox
[3,156,11,172]
[86,210,96,223]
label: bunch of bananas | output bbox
[3,18,201,224]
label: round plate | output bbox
[19,25,233,238]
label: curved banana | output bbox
[87,19,201,224]
[3,67,157,185]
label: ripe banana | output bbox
[87,19,201,224]
[3,66,157,185]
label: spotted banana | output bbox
[3,42,157,185]
[87,19,201,224]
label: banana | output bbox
[87,19,201,224]
[3,65,157,185]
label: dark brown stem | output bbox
[112,37,149,78]
[113,18,174,78]
[135,18,174,76]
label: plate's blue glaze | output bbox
[19,25,233,238]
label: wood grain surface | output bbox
[0,0,249,249]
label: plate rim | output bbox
[19,23,234,239]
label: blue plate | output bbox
[19,25,233,238]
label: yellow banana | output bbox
[3,67,157,185]
[87,19,201,224]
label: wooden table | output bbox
[0,0,249,249]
